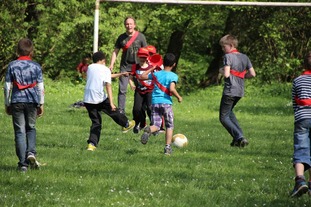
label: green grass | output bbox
[0,79,310,206]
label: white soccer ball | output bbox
[172,134,188,148]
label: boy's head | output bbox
[219,34,238,49]
[304,51,311,70]
[163,53,176,67]
[92,51,105,63]
[17,38,34,56]
[137,47,149,65]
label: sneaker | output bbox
[231,138,249,148]
[133,125,140,134]
[238,138,249,148]
[122,120,135,133]
[308,181,311,196]
[87,143,96,151]
[27,154,40,169]
[141,126,151,144]
[164,145,172,155]
[290,178,308,197]
[18,166,28,173]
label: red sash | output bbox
[230,69,246,79]
[302,70,311,75]
[295,70,311,106]
[122,31,139,52]
[14,56,37,89]
[13,81,37,90]
[295,96,311,106]
[151,73,172,96]
[131,64,154,88]
[17,56,32,60]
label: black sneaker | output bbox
[290,177,308,197]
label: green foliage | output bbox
[1,1,311,87]
[1,80,310,206]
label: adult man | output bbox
[109,16,147,114]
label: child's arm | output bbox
[111,72,129,78]
[105,83,117,111]
[170,82,182,103]
[245,67,256,78]
[4,82,12,115]
[139,66,156,80]
[37,82,45,117]
[221,66,230,78]
[128,76,136,90]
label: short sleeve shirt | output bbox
[5,59,43,104]
[148,70,178,105]
[222,52,253,97]
[114,32,147,71]
[83,63,111,104]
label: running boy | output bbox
[83,51,135,151]
[290,51,311,197]
[139,53,182,155]
[4,38,44,172]
[218,34,256,148]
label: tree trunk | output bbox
[166,19,191,72]
[200,10,236,87]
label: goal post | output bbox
[93,0,311,52]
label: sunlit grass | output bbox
[0,79,310,206]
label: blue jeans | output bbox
[293,119,311,170]
[219,95,244,141]
[11,103,37,167]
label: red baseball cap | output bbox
[146,45,157,55]
[137,47,150,58]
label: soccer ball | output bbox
[172,134,188,148]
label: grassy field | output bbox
[0,79,310,207]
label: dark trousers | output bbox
[132,91,152,128]
[84,98,128,146]
[219,95,244,141]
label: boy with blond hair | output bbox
[219,34,256,147]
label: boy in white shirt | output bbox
[83,51,135,151]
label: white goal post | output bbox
[93,0,311,52]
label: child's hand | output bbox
[5,105,12,115]
[122,72,130,77]
[110,103,117,111]
[178,96,183,103]
[37,105,44,118]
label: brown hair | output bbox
[17,38,34,56]
[124,16,136,25]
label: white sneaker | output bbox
[27,154,40,169]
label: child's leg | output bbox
[84,103,102,146]
[219,95,244,141]
[101,99,129,127]
[291,120,311,197]
[132,91,144,128]
[24,104,38,156]
[11,103,28,167]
